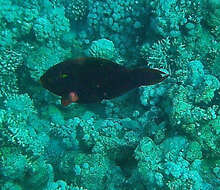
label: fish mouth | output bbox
[39,77,47,89]
[39,77,44,86]
[40,74,52,89]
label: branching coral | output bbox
[2,94,50,156]
[0,48,23,99]
[140,38,171,69]
[139,37,196,75]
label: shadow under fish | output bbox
[40,57,169,106]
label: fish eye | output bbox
[60,73,68,78]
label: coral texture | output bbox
[0,0,219,189]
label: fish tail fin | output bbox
[132,68,169,86]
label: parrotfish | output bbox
[40,57,168,106]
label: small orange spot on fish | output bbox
[61,91,79,106]
[69,92,79,102]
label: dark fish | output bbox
[40,57,168,106]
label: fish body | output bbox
[40,57,168,105]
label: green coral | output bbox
[211,52,220,78]
[89,38,117,61]
[134,137,163,188]
[200,158,220,186]
[25,44,71,81]
[63,0,88,22]
[48,7,70,39]
[2,93,49,156]
[0,48,23,98]
[2,182,23,190]
[59,152,113,190]
[33,17,53,42]
[33,7,70,42]
[0,0,39,40]
[150,0,202,37]
[0,149,28,181]
[24,159,51,189]
[140,38,170,69]
[186,141,202,162]
[203,0,220,39]
[184,116,220,158]
[195,74,220,104]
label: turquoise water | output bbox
[0,0,220,189]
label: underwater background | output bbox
[0,0,220,189]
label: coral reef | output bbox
[0,0,220,189]
[63,0,88,22]
[88,38,117,61]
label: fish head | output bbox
[40,66,73,97]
